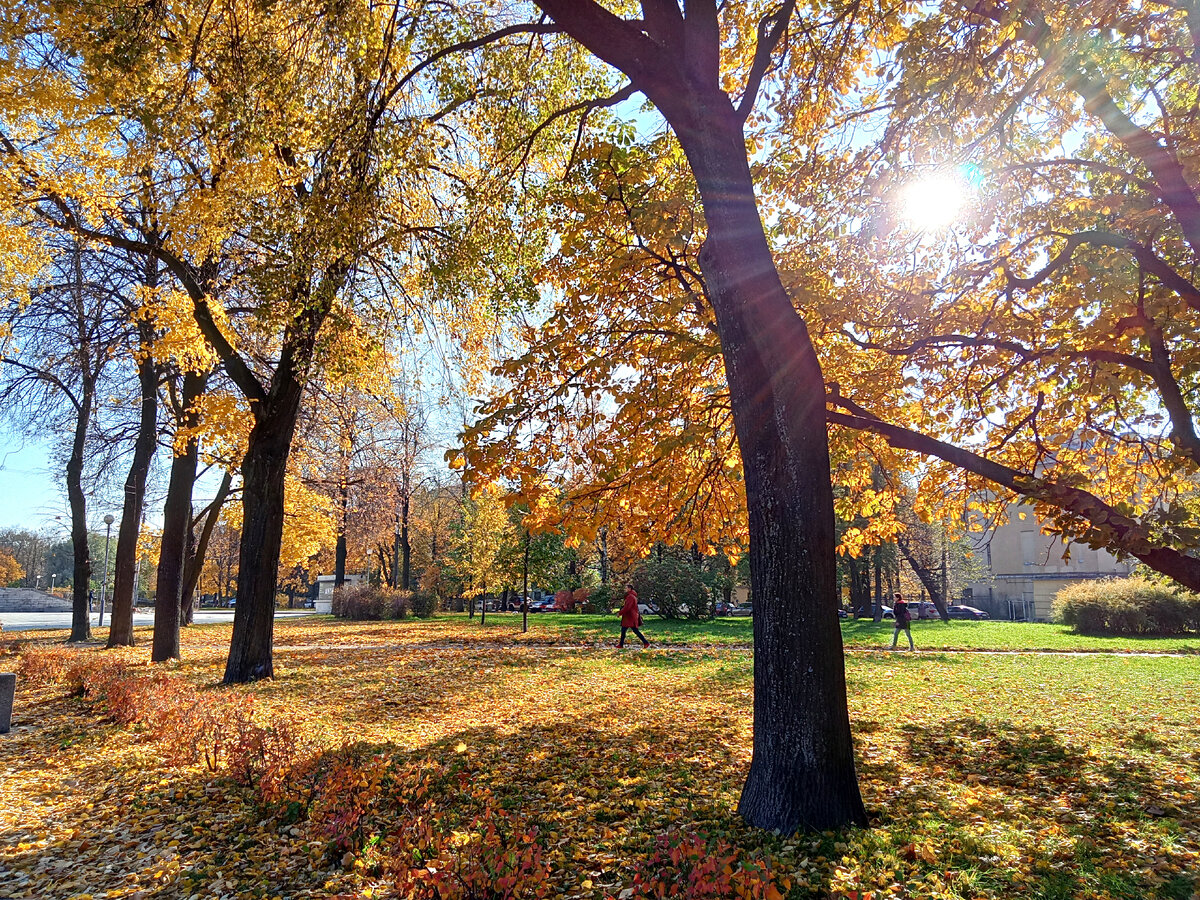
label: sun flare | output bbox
[898,172,969,231]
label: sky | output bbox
[0,437,70,531]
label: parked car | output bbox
[946,604,990,620]
[714,601,733,616]
[912,601,941,620]
[637,601,659,616]
[528,598,556,612]
[729,604,753,617]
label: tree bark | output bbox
[107,329,158,648]
[152,371,205,661]
[679,108,866,830]
[872,547,884,622]
[223,393,304,683]
[66,378,95,643]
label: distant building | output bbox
[965,502,1134,621]
[314,573,365,614]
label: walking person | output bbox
[618,584,650,649]
[890,591,915,651]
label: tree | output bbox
[450,485,516,622]
[476,1,871,830]
[0,236,127,641]
[0,1,551,681]
[811,1,1200,591]
[0,548,22,586]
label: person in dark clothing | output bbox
[618,584,649,648]
[890,591,915,650]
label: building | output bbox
[314,573,365,614]
[965,502,1134,621]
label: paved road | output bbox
[0,608,319,632]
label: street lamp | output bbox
[99,514,115,627]
[50,573,56,595]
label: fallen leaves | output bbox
[1,616,1198,899]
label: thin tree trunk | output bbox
[152,371,205,661]
[400,493,411,590]
[872,547,883,623]
[897,534,950,621]
[182,469,232,615]
[181,515,196,626]
[67,378,95,643]
[108,332,157,648]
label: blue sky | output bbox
[0,438,68,531]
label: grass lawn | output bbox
[432,610,1200,654]
[2,615,1198,900]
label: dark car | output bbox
[714,601,733,616]
[946,604,990,620]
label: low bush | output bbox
[632,558,713,619]
[333,584,412,620]
[1053,577,1200,635]
[625,830,789,900]
[409,590,438,618]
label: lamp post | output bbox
[99,514,115,627]
[50,573,56,595]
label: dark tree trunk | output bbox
[897,535,950,621]
[181,517,196,626]
[67,379,95,643]
[108,335,158,648]
[223,396,303,683]
[152,371,205,661]
[522,530,530,634]
[400,494,411,590]
[676,108,866,831]
[335,481,348,588]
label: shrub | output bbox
[582,583,618,614]
[631,558,713,619]
[410,590,438,618]
[623,830,789,900]
[1053,577,1200,635]
[333,584,412,620]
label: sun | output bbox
[897,171,970,231]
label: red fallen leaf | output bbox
[900,843,917,861]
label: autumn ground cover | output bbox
[1,616,1198,900]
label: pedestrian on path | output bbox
[890,591,915,651]
[618,584,650,649]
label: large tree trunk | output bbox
[679,107,867,831]
[152,371,205,661]
[529,0,867,831]
[223,388,304,683]
[107,336,158,648]
[66,379,95,643]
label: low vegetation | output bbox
[2,616,1197,899]
[1054,578,1200,637]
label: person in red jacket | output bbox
[618,584,650,649]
